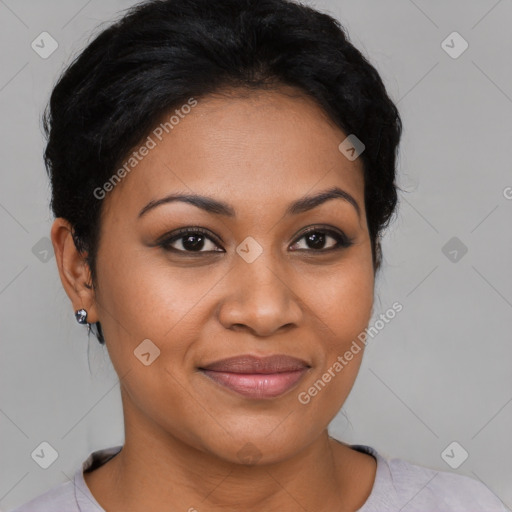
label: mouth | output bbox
[198,354,311,399]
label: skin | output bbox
[51,85,377,512]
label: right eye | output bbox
[157,227,224,254]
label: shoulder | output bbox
[10,445,123,512]
[8,480,78,512]
[352,444,508,512]
[8,445,122,512]
[389,456,506,510]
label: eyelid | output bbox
[296,224,352,242]
[291,225,354,250]
[157,224,353,254]
[155,226,223,247]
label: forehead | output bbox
[103,86,365,220]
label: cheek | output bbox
[294,256,373,414]
[95,244,211,342]
[93,231,374,451]
[300,255,374,345]
[98,236,374,373]
[93,247,211,445]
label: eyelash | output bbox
[157,225,354,255]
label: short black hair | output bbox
[43,0,402,344]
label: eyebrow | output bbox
[137,186,361,219]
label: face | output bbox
[73,86,375,464]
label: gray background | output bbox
[1,0,511,510]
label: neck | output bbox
[84,396,376,512]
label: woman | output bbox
[11,0,507,510]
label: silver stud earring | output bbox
[75,308,88,324]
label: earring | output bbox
[75,308,88,324]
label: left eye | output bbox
[290,228,352,252]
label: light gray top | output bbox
[9,444,509,511]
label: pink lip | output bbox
[198,354,311,399]
[200,368,309,399]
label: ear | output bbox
[50,218,99,323]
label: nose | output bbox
[216,251,303,337]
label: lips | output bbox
[198,354,311,399]
[200,354,310,373]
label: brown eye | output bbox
[158,227,224,253]
[157,225,353,256]
[290,227,354,252]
